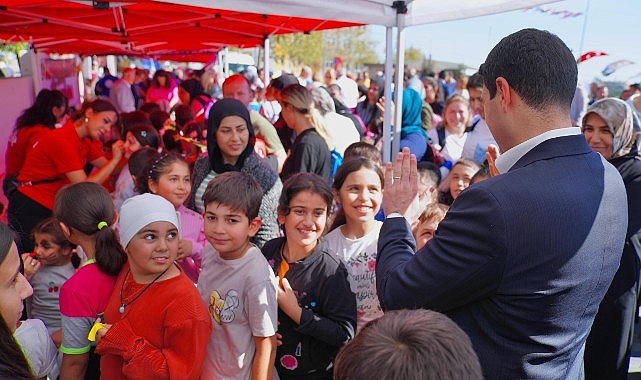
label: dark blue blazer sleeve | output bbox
[376,186,508,311]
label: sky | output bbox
[370,0,641,87]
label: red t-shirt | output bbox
[5,124,52,176]
[17,121,104,210]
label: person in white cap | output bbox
[94,193,212,379]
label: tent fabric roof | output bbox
[0,0,359,60]
[161,0,560,28]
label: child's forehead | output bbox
[205,202,246,216]
[137,220,178,232]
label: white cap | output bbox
[119,193,179,248]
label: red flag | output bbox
[577,51,608,64]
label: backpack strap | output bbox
[465,117,481,133]
[437,126,446,151]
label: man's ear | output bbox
[495,77,512,113]
[247,217,262,238]
[59,222,71,239]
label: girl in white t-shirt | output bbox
[324,157,384,331]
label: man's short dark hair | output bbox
[334,309,483,380]
[479,28,577,112]
[202,171,262,220]
[467,72,484,91]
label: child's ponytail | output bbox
[54,182,126,276]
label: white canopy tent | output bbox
[161,0,560,161]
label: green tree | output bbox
[404,47,425,62]
[271,26,379,72]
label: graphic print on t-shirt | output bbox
[209,289,239,324]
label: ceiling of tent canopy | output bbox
[0,0,360,60]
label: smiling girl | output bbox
[8,99,125,254]
[262,173,356,380]
[324,157,384,331]
[143,152,206,283]
[95,193,212,379]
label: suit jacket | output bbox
[376,134,628,379]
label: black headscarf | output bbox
[206,98,256,174]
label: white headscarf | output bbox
[582,98,635,159]
[119,193,179,248]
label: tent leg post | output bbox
[263,36,270,86]
[392,12,406,159]
[383,26,394,164]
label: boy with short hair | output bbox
[197,171,278,380]
[334,309,482,380]
[413,203,449,251]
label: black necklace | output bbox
[119,266,171,314]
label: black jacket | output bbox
[262,237,356,379]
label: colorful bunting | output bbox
[577,51,608,64]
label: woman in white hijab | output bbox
[582,97,641,380]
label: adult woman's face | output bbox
[216,115,249,165]
[0,244,33,332]
[86,109,118,141]
[444,100,469,131]
[583,113,613,159]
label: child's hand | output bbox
[50,329,62,348]
[21,253,41,281]
[277,277,302,324]
[176,239,193,260]
[111,140,125,161]
[275,322,283,346]
[376,96,394,123]
[486,144,500,177]
[89,317,111,344]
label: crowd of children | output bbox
[2,66,496,380]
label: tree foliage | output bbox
[404,47,425,63]
[272,26,379,72]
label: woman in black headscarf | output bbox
[186,98,281,247]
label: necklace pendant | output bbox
[119,305,125,314]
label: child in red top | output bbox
[95,193,212,380]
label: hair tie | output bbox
[97,221,108,230]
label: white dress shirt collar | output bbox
[495,127,581,174]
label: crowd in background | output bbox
[1,28,641,379]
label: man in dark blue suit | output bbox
[376,28,628,379]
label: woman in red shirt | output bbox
[7,99,125,253]
[4,89,68,198]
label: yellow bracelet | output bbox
[87,322,106,342]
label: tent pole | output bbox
[392,10,406,158]
[263,36,270,85]
[383,26,394,163]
